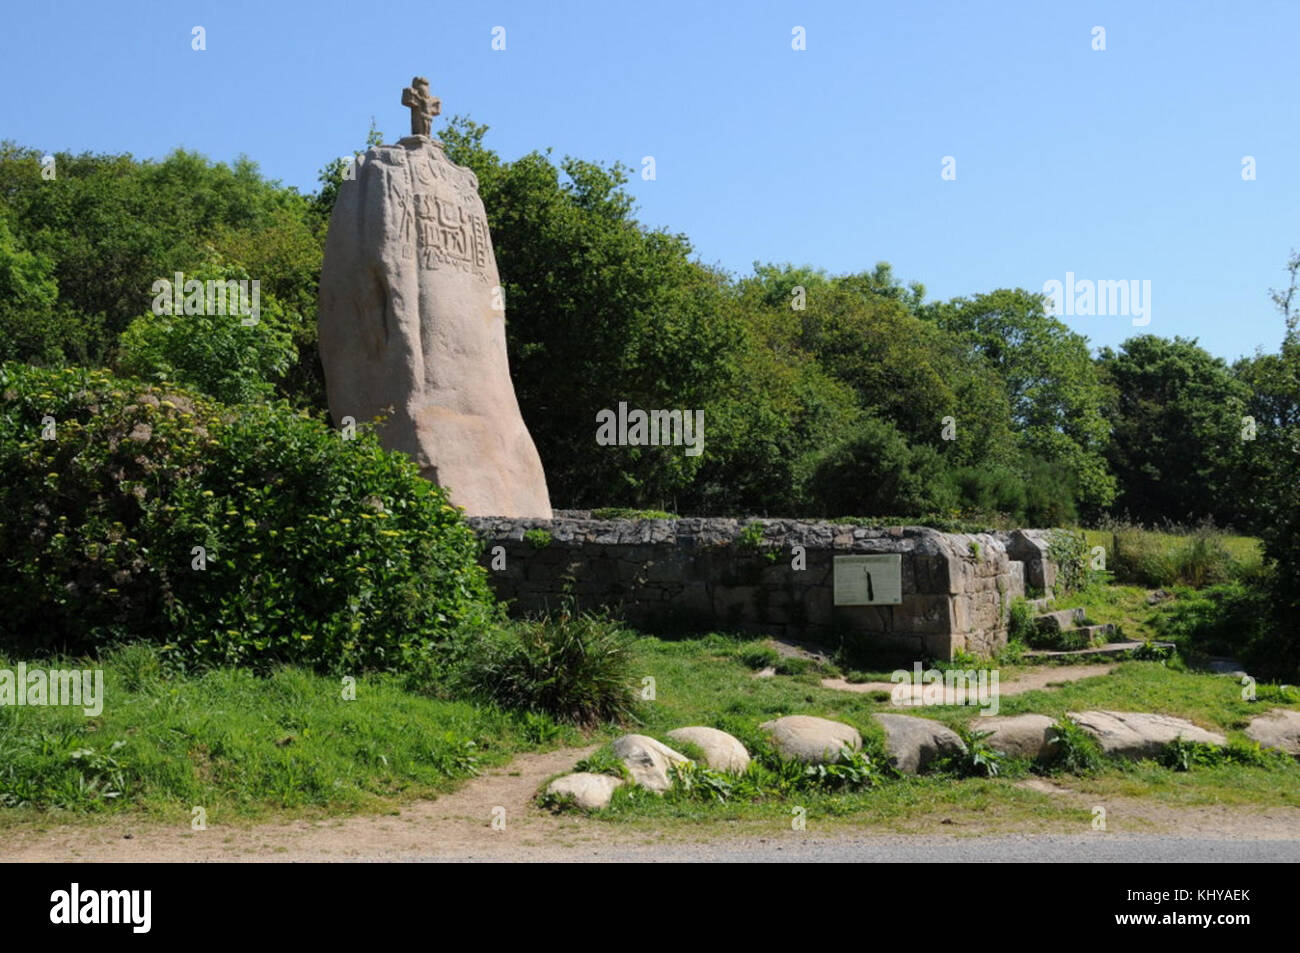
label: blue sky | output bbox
[2,0,1296,360]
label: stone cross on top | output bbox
[402,77,442,138]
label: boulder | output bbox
[971,714,1058,762]
[1244,708,1300,757]
[1068,710,1226,759]
[544,772,623,810]
[874,713,967,774]
[319,133,552,517]
[666,726,751,774]
[760,715,862,764]
[611,734,689,793]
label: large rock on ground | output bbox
[874,714,966,774]
[1244,708,1300,757]
[1068,710,1225,759]
[666,726,750,774]
[545,772,623,810]
[611,734,689,793]
[760,715,862,764]
[318,134,552,517]
[971,714,1058,762]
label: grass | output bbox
[580,631,1300,824]
[4,594,1298,835]
[1082,527,1263,588]
[1053,583,1155,640]
[0,643,583,827]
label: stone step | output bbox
[1027,597,1055,614]
[1033,607,1087,633]
[1077,623,1117,642]
[1024,640,1175,660]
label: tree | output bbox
[116,258,297,405]
[0,142,317,375]
[441,118,740,508]
[1246,252,1300,679]
[923,289,1114,513]
[740,267,1018,473]
[1097,335,1249,527]
[0,213,82,364]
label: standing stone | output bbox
[318,80,553,518]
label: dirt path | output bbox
[821,663,1114,696]
[3,745,616,863]
[9,738,1299,861]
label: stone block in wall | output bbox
[1002,529,1058,594]
[891,594,953,634]
[834,604,892,634]
[921,631,958,660]
[1006,561,1025,604]
[790,584,834,628]
[713,585,760,627]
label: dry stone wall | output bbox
[468,514,1043,660]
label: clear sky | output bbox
[2,0,1296,361]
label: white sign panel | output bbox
[833,554,902,606]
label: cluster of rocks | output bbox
[976,708,1300,761]
[543,713,968,810]
[544,708,1300,810]
[471,516,1039,659]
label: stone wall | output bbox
[468,514,1045,660]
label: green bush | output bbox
[115,260,298,405]
[573,745,630,779]
[1006,597,1035,644]
[940,727,1006,778]
[523,528,553,549]
[454,610,639,726]
[805,416,957,519]
[1160,737,1290,772]
[0,363,498,673]
[1152,580,1283,675]
[1046,528,1090,595]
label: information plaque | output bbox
[832,554,903,606]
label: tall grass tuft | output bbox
[454,611,640,727]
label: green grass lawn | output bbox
[0,643,583,827]
[1052,583,1165,640]
[3,614,1297,834]
[1082,528,1262,566]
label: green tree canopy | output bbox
[1097,335,1249,526]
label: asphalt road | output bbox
[389,834,1300,863]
